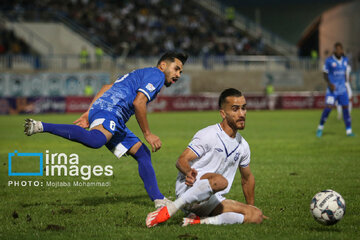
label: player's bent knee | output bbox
[86,130,108,149]
[90,143,104,149]
[217,175,228,191]
[132,143,152,164]
[205,174,228,192]
[129,142,147,156]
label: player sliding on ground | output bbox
[24,51,188,208]
[146,88,268,227]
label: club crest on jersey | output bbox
[234,152,240,162]
[146,83,155,92]
[215,148,223,153]
[332,62,337,67]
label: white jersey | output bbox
[175,123,251,198]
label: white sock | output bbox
[317,125,324,130]
[180,179,213,204]
[166,198,185,217]
[337,105,342,119]
[200,212,244,225]
[168,179,213,216]
[349,102,352,114]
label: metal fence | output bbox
[196,0,297,56]
[0,54,326,72]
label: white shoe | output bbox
[24,118,43,136]
[154,197,173,208]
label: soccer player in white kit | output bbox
[146,88,267,227]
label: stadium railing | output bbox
[0,54,322,72]
[53,12,115,56]
[0,10,115,57]
[196,0,297,56]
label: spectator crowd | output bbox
[1,0,270,57]
[0,23,35,55]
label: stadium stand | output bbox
[0,0,274,57]
[0,23,36,55]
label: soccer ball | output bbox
[310,189,346,225]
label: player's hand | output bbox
[73,111,89,128]
[185,168,198,186]
[144,133,162,152]
[328,83,335,92]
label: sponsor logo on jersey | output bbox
[146,83,155,92]
[333,70,345,75]
[215,148,223,152]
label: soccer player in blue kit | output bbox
[24,52,188,207]
[316,42,354,137]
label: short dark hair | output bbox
[218,88,243,109]
[157,51,188,65]
[334,42,343,48]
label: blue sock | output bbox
[133,144,164,201]
[342,107,352,130]
[320,107,332,126]
[42,123,107,149]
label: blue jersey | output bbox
[91,67,165,123]
[323,55,349,95]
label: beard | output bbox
[164,81,172,87]
[164,68,172,87]
[226,115,245,130]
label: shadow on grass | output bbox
[20,194,150,208]
[21,202,44,208]
[77,194,149,206]
[308,225,341,232]
[321,131,336,136]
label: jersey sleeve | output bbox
[239,141,250,168]
[187,130,211,158]
[137,70,165,102]
[323,58,331,74]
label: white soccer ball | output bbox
[310,189,346,225]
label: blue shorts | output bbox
[88,108,140,158]
[325,91,349,106]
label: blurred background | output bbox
[0,0,359,114]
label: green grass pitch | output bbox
[0,110,359,239]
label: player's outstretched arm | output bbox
[73,83,113,128]
[133,92,161,152]
[176,148,198,186]
[239,166,255,206]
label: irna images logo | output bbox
[8,150,113,180]
[8,150,43,176]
